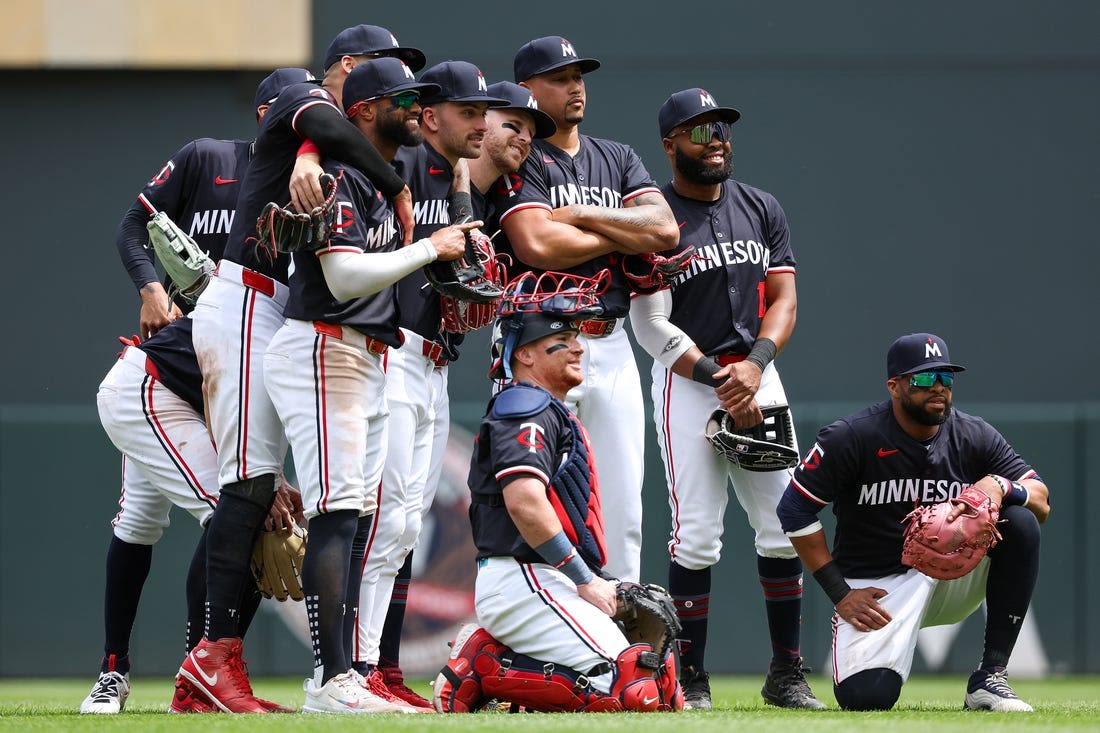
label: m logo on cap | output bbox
[477,70,488,93]
[527,95,539,109]
[925,339,942,358]
[402,62,415,80]
[560,38,578,58]
[699,89,717,108]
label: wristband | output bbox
[691,356,721,386]
[745,337,777,372]
[558,552,594,586]
[986,474,1010,497]
[297,139,320,158]
[812,561,852,606]
[1003,481,1029,507]
[449,191,474,223]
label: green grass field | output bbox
[2,675,1097,731]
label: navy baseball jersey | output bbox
[281,162,403,345]
[392,143,463,358]
[136,317,204,414]
[222,80,337,282]
[788,401,1041,578]
[116,138,252,312]
[662,180,796,355]
[496,135,662,318]
[468,383,592,563]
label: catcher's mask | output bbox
[489,270,610,381]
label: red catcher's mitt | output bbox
[901,485,1002,580]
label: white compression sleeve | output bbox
[319,238,436,301]
[628,289,695,369]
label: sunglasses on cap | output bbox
[907,371,955,389]
[666,120,731,145]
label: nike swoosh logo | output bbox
[642,695,659,705]
[877,448,899,457]
[188,653,219,686]
[214,176,238,185]
[428,166,445,175]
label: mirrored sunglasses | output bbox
[667,120,731,145]
[388,91,420,109]
[907,371,955,389]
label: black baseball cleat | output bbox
[761,657,826,710]
[680,665,712,710]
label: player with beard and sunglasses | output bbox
[630,88,819,710]
[777,332,1050,712]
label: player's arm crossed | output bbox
[552,189,679,255]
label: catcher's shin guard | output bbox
[479,651,621,713]
[433,625,508,713]
[608,643,674,712]
[655,649,685,711]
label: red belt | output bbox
[422,340,449,368]
[577,319,617,338]
[214,262,276,298]
[313,321,389,355]
[715,354,747,366]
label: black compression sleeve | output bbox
[296,105,406,198]
[115,206,158,291]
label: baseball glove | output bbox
[425,221,506,306]
[250,520,307,602]
[704,404,799,472]
[145,211,214,305]
[901,486,1002,580]
[613,582,681,659]
[620,246,698,294]
[255,172,341,257]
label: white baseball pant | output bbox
[263,318,389,520]
[190,260,289,486]
[96,346,219,544]
[652,362,798,569]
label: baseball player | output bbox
[179,25,428,714]
[81,69,310,716]
[629,88,822,710]
[349,60,507,707]
[262,58,476,714]
[469,81,556,223]
[498,36,680,582]
[777,333,1050,711]
[433,287,681,714]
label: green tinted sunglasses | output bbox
[908,371,955,389]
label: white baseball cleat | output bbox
[80,671,130,714]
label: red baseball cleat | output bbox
[380,665,434,709]
[168,675,219,714]
[178,637,269,713]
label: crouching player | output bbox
[433,274,683,713]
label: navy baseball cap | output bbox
[342,57,441,114]
[886,333,967,377]
[254,68,316,109]
[323,24,426,73]
[418,61,510,107]
[485,81,556,139]
[513,36,600,83]
[658,87,741,138]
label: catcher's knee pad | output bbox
[433,625,509,713]
[609,643,677,712]
[479,651,621,713]
[834,668,902,711]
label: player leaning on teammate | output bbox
[81,69,310,716]
[629,88,822,710]
[777,333,1050,712]
[264,57,476,715]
